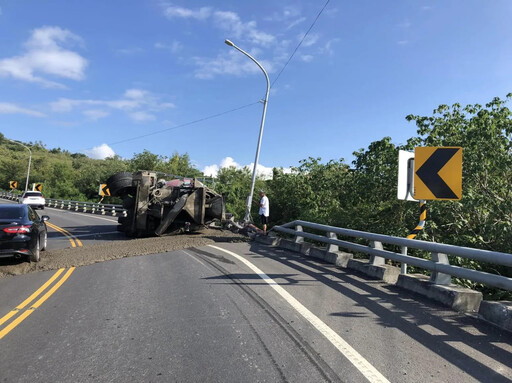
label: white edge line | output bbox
[207,244,390,383]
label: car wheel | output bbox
[30,238,41,262]
[40,205,45,210]
[41,231,47,251]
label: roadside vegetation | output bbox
[2,94,511,298]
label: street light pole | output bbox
[224,39,270,223]
[7,139,32,192]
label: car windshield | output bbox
[0,206,25,220]
[23,192,42,197]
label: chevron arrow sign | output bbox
[414,147,462,200]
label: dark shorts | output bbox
[260,215,268,225]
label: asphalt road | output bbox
[1,240,511,383]
[0,200,123,251]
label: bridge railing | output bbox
[0,191,127,217]
[272,220,512,292]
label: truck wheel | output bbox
[106,172,134,197]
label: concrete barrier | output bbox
[478,301,512,332]
[396,274,483,312]
[347,259,401,284]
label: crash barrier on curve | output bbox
[0,191,127,217]
[256,220,512,332]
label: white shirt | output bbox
[259,195,269,217]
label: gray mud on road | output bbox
[0,229,249,278]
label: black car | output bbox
[0,204,49,262]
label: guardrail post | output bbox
[326,232,338,253]
[60,201,64,209]
[294,225,304,243]
[92,204,96,214]
[101,205,105,215]
[430,252,452,285]
[369,241,385,266]
[401,246,408,274]
[112,206,117,216]
[75,202,79,211]
[67,201,71,210]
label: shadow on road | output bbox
[248,241,512,383]
[47,224,128,242]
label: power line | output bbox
[270,0,331,89]
[95,1,330,149]
[107,101,260,146]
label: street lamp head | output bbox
[224,39,235,47]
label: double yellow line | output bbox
[0,267,75,339]
[46,222,82,247]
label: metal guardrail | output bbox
[0,191,127,217]
[272,220,512,291]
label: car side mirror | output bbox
[41,215,50,221]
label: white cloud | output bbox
[84,143,115,160]
[50,89,175,122]
[319,38,339,56]
[0,102,46,117]
[264,6,301,22]
[163,5,212,20]
[116,47,144,55]
[397,20,412,28]
[213,11,275,46]
[193,49,275,79]
[286,17,306,30]
[220,157,240,168]
[129,111,155,122]
[202,156,290,180]
[301,32,320,47]
[83,109,110,120]
[154,41,183,53]
[124,88,148,99]
[301,55,314,63]
[0,26,87,88]
[161,4,274,47]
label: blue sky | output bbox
[1,0,512,177]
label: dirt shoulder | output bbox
[0,229,249,278]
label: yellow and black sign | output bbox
[99,184,110,197]
[33,183,43,192]
[9,181,18,189]
[414,147,462,200]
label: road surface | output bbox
[1,236,511,382]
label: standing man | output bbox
[259,190,269,234]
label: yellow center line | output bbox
[0,267,75,340]
[0,268,65,327]
[52,223,83,247]
[46,222,79,247]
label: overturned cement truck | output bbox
[106,171,226,237]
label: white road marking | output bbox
[208,244,390,383]
[182,250,208,267]
[45,207,119,222]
